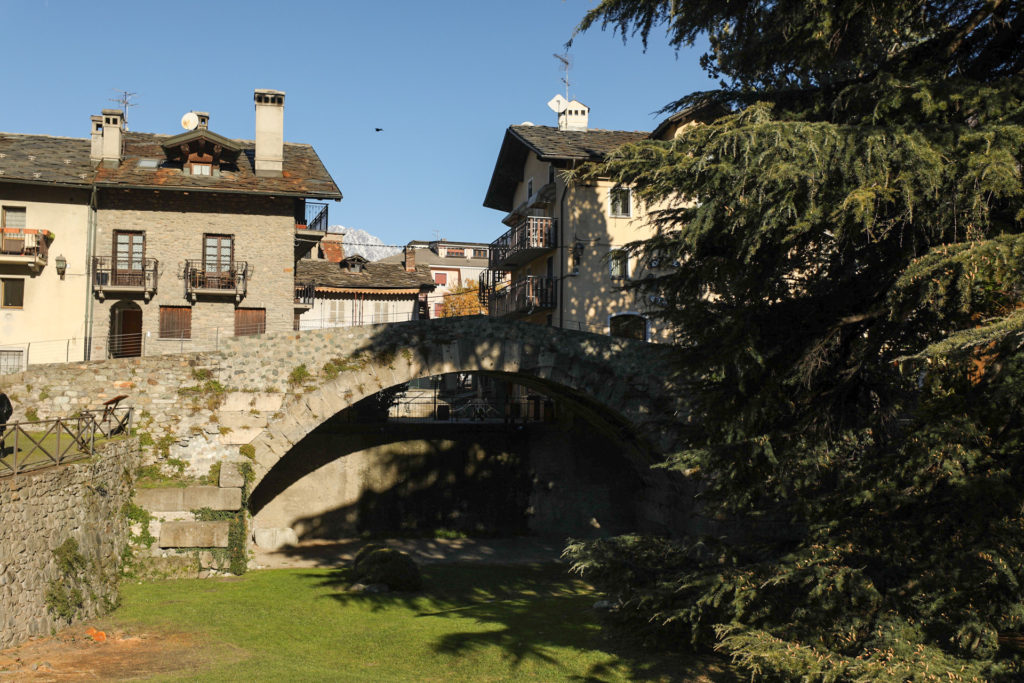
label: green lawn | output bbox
[102,563,735,682]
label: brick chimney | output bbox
[320,233,344,263]
[253,89,284,177]
[404,245,416,272]
[100,109,124,168]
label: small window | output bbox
[1,279,24,308]
[548,164,556,185]
[527,178,534,200]
[2,206,26,228]
[610,187,631,218]
[446,248,464,258]
[137,159,159,169]
[159,306,192,339]
[608,250,628,280]
[473,248,487,259]
[434,272,448,286]
[610,314,647,341]
[0,349,23,374]
[191,163,212,176]
[434,303,444,319]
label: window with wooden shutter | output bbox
[234,308,266,336]
[159,306,191,339]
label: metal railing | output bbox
[295,281,316,307]
[488,275,556,317]
[303,201,330,232]
[184,260,249,301]
[388,395,556,422]
[0,229,48,261]
[489,216,557,267]
[92,256,159,292]
[0,407,133,477]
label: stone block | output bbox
[219,462,245,488]
[252,393,283,412]
[134,488,185,512]
[183,486,242,511]
[159,521,229,548]
[253,527,298,551]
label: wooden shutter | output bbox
[234,308,266,336]
[159,306,192,339]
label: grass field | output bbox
[101,563,735,682]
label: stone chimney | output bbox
[253,89,285,177]
[320,233,345,263]
[100,109,124,168]
[195,112,210,129]
[404,245,416,272]
[89,115,103,163]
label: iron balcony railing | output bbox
[295,281,316,307]
[303,201,330,232]
[489,216,557,268]
[488,275,556,317]
[477,268,509,306]
[184,260,249,302]
[0,229,48,264]
[92,256,158,299]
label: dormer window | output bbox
[340,255,368,273]
[160,127,241,178]
[191,162,212,176]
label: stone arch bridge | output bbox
[4,317,693,531]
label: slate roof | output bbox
[483,125,647,212]
[296,259,436,291]
[0,131,341,199]
[377,246,488,269]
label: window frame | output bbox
[203,234,234,273]
[0,349,24,374]
[2,206,26,229]
[1,278,25,309]
[608,249,629,281]
[609,187,632,218]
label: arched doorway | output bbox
[109,301,143,358]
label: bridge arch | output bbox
[238,317,685,493]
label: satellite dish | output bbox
[180,112,199,130]
[547,94,569,114]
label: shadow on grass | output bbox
[304,562,737,682]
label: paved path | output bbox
[253,537,567,570]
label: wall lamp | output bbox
[55,255,67,280]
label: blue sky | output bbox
[0,0,715,247]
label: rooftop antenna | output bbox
[432,229,442,242]
[109,89,139,130]
[553,53,571,100]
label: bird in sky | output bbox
[375,128,383,132]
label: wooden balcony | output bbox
[489,216,557,269]
[184,260,249,303]
[0,229,48,271]
[92,256,158,301]
[488,275,556,318]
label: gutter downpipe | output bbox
[84,185,97,360]
[558,160,574,330]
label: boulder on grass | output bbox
[351,547,422,591]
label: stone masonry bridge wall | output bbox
[1,318,693,532]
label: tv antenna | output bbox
[109,89,139,130]
[553,53,571,100]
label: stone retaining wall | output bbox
[0,438,139,649]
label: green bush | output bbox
[352,548,422,591]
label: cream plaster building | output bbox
[0,90,341,372]
[481,98,710,341]
[377,239,489,318]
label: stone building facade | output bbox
[0,89,342,369]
